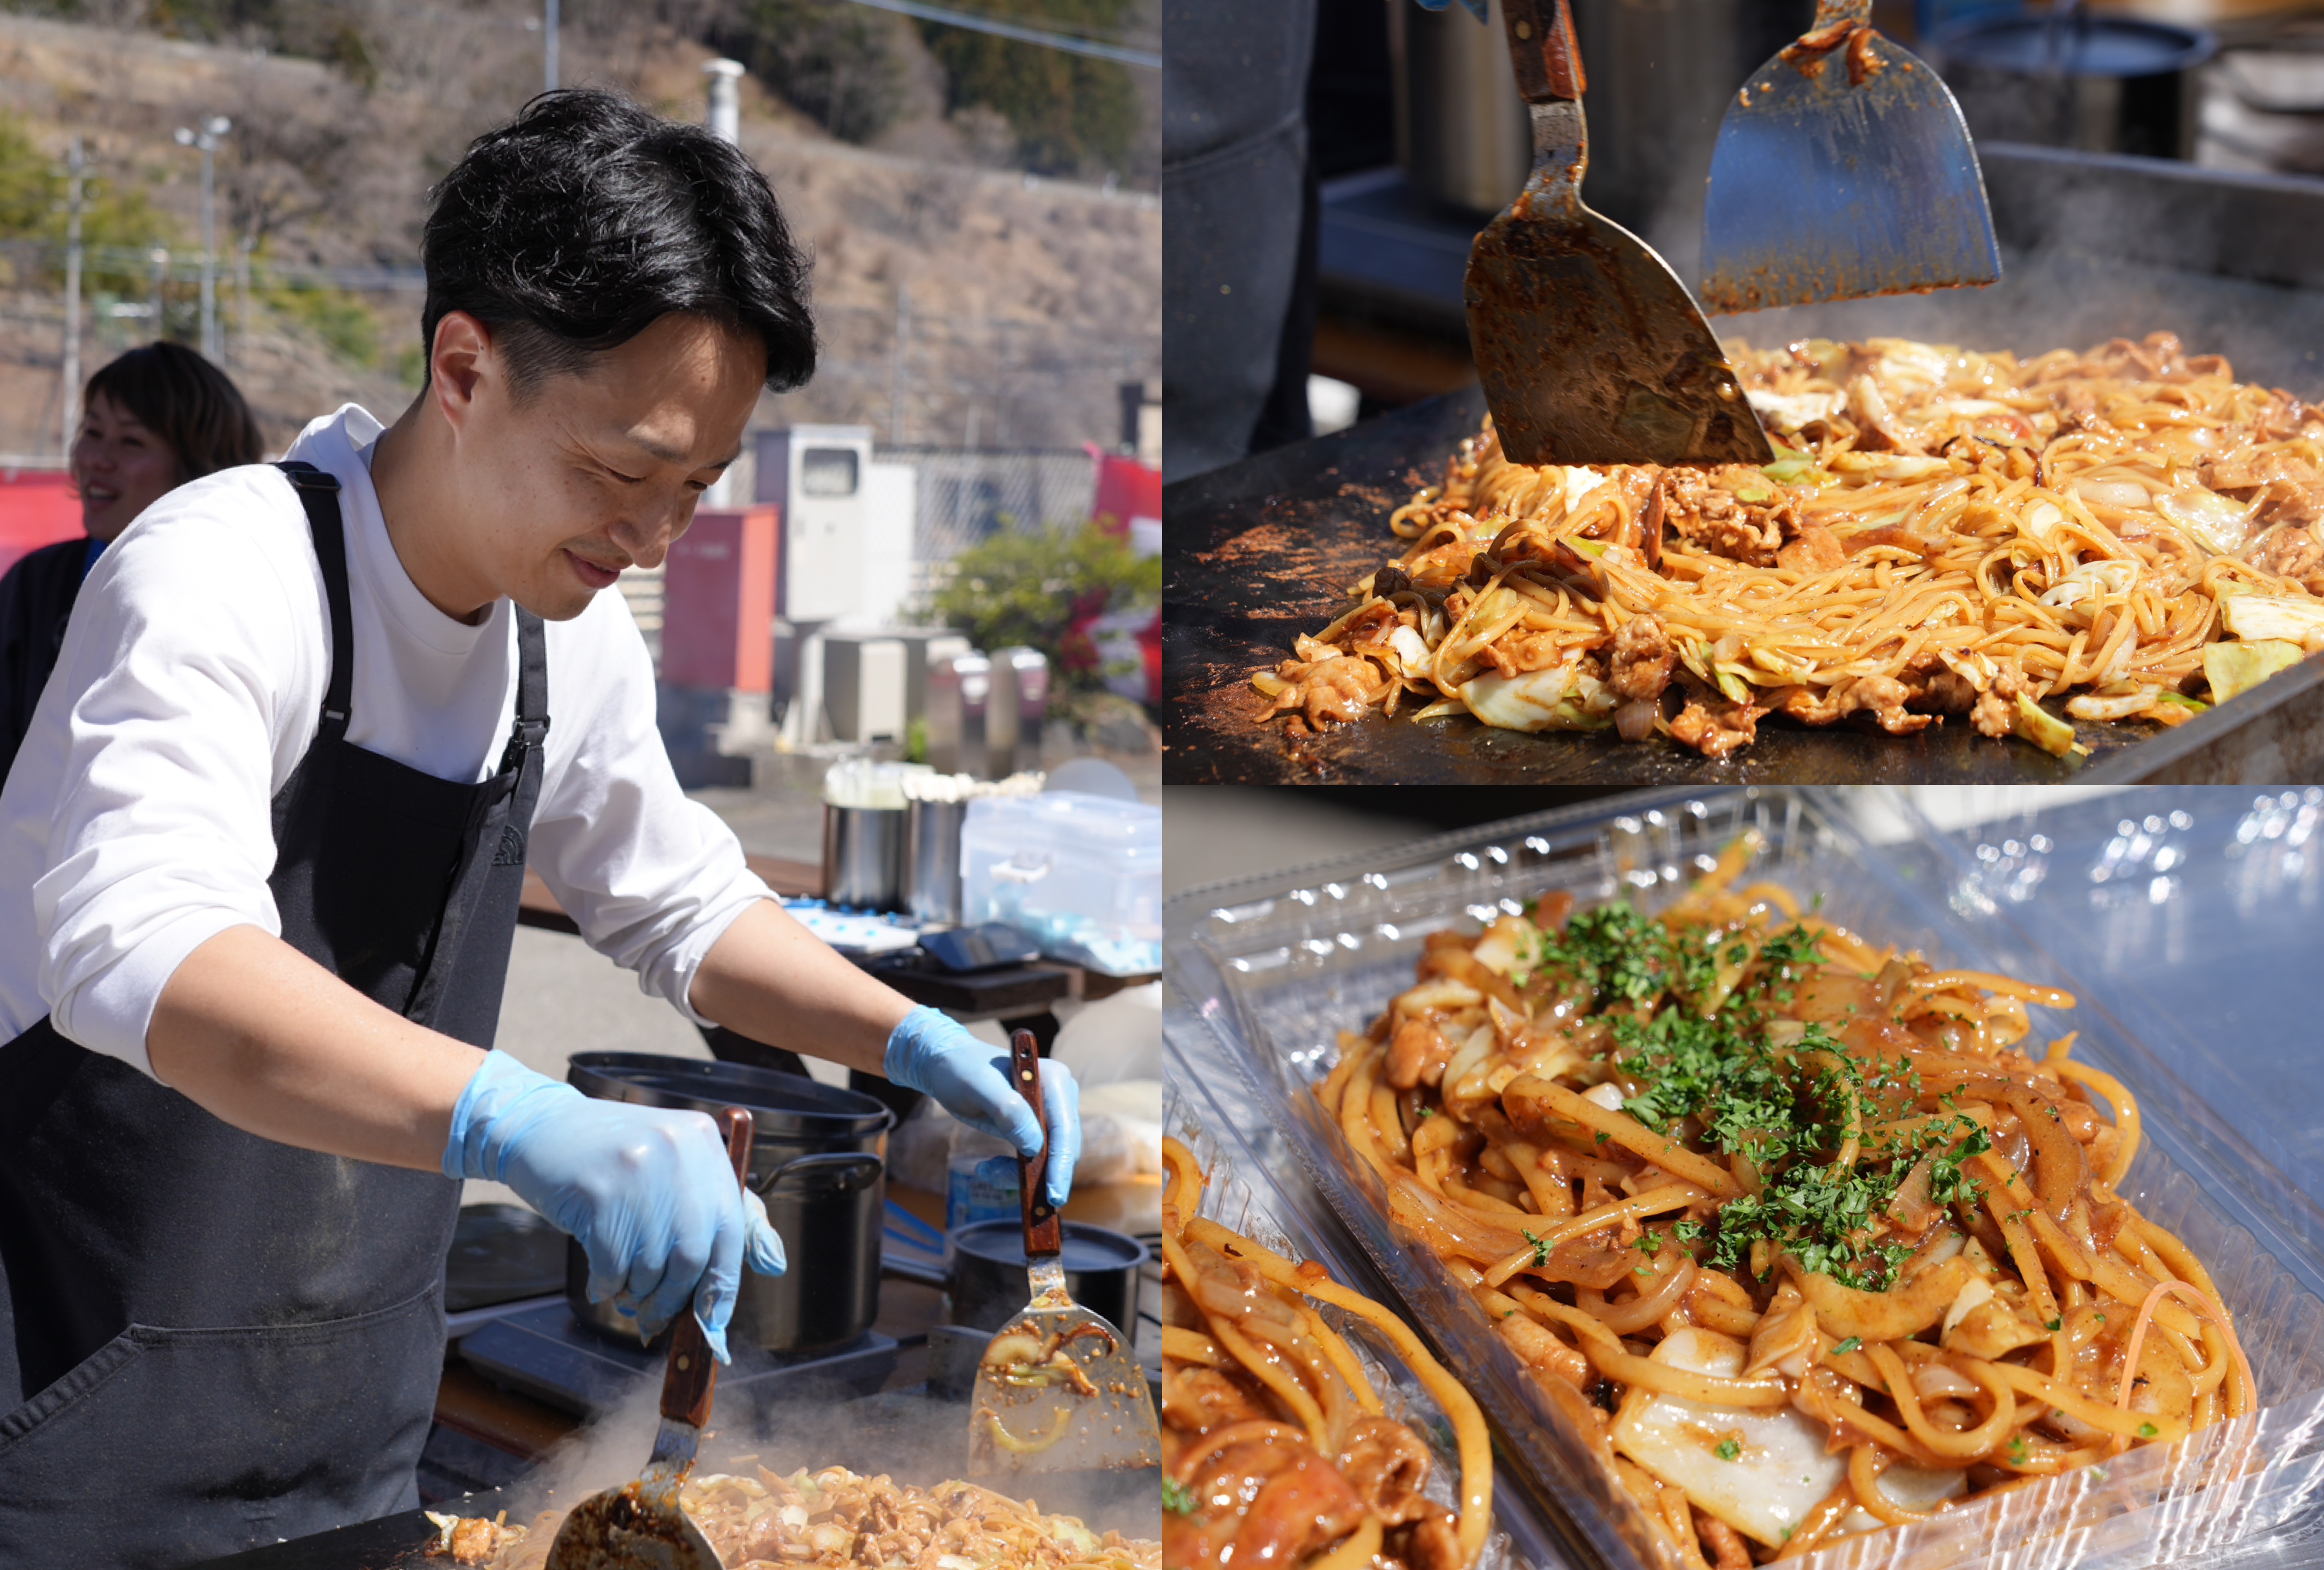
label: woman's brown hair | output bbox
[82,341,263,480]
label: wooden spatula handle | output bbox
[1500,0,1585,105]
[1010,1028,1063,1263]
[660,1106,755,1430]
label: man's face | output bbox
[445,311,766,621]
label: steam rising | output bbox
[489,1342,1159,1544]
[1623,143,2324,398]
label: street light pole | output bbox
[174,115,230,361]
[544,0,560,92]
[236,235,252,369]
[148,247,168,339]
[60,136,83,459]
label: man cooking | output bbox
[0,90,1080,1567]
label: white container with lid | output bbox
[960,790,1160,976]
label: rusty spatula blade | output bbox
[544,1108,754,1570]
[967,1030,1161,1477]
[1701,0,2000,314]
[1465,0,1770,468]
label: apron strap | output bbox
[274,462,355,743]
[497,610,551,775]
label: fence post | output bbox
[60,137,83,459]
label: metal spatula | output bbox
[967,1029,1160,1477]
[1701,0,2000,314]
[544,1108,753,1570]
[1464,0,1771,467]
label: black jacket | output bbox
[0,537,89,784]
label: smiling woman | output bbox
[0,340,260,782]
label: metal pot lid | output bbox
[565,1052,896,1139]
[950,1218,1148,1273]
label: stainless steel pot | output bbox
[903,797,968,925]
[822,803,907,911]
[1390,0,1809,243]
[1928,16,2216,162]
[1388,0,1529,217]
[562,1053,895,1353]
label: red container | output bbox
[660,505,779,692]
[0,468,88,577]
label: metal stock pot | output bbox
[561,1052,895,1352]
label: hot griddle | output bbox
[1166,144,2324,785]
[187,1499,495,1569]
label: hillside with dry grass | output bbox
[0,1,1158,459]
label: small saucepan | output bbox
[887,1218,1147,1335]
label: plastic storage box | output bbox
[960,790,1160,976]
[1166,788,2324,1570]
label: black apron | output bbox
[0,461,550,1568]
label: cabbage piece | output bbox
[1868,338,1953,392]
[2019,499,2065,545]
[1459,663,1613,732]
[2218,589,2324,646]
[2157,488,2253,555]
[2066,688,2161,721]
[1746,388,1844,435]
[1388,625,1433,679]
[2039,558,2138,608]
[2014,693,2081,758]
[2204,639,2306,704]
[1614,1327,1963,1547]
[1870,455,1950,482]
[1613,1328,1845,1547]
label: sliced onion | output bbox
[1613,698,1659,741]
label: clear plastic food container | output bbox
[1165,789,2324,1570]
[1893,785,2324,1301]
[1164,1075,1558,1570]
[961,790,1161,976]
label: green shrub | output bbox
[926,519,1157,693]
[263,275,379,367]
[0,113,183,295]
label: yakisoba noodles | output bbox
[1161,1137,1493,1569]
[1252,333,2324,759]
[1314,836,2254,1565]
[455,1466,1158,1568]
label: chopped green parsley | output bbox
[1162,1477,1197,1515]
[1715,1439,1741,1461]
[1529,897,1996,1292]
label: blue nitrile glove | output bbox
[443,1051,786,1363]
[884,1006,1081,1208]
[1412,0,1488,16]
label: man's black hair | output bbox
[420,89,816,397]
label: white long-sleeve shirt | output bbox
[0,403,771,1077]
